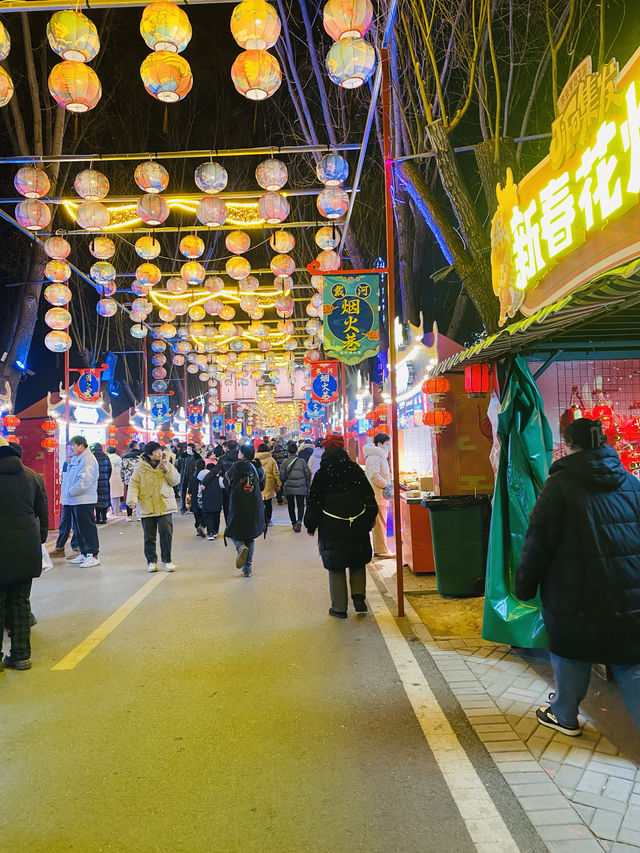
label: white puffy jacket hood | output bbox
[363,443,391,495]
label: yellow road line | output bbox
[51,573,167,671]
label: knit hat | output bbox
[322,432,345,451]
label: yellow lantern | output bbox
[0,67,13,107]
[46,10,100,62]
[225,230,251,254]
[226,256,251,280]
[158,323,177,339]
[77,200,110,231]
[45,260,71,282]
[179,234,205,258]
[323,0,373,41]
[135,235,161,260]
[0,21,10,62]
[230,0,280,50]
[270,253,295,277]
[189,304,206,321]
[140,2,192,53]
[140,51,192,102]
[270,230,294,253]
[181,261,206,284]
[48,61,102,112]
[136,263,162,285]
[231,49,281,101]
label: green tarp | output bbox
[482,356,553,648]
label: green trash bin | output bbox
[422,494,491,597]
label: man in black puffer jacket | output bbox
[304,433,377,619]
[516,417,640,735]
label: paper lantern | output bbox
[189,304,206,321]
[45,260,71,282]
[464,364,490,397]
[158,308,176,322]
[270,253,295,277]
[311,275,324,292]
[77,200,110,231]
[180,261,205,285]
[137,194,169,225]
[268,230,294,253]
[140,2,192,53]
[317,187,348,219]
[255,158,287,191]
[422,409,452,433]
[230,0,280,50]
[45,283,72,306]
[226,256,251,280]
[152,379,168,391]
[422,377,450,397]
[131,281,150,297]
[180,234,205,258]
[172,353,186,366]
[136,263,162,285]
[239,275,259,292]
[283,338,297,351]
[41,419,58,434]
[48,60,102,112]
[275,294,294,316]
[151,340,167,352]
[277,318,295,335]
[158,322,177,339]
[152,367,167,380]
[169,299,188,315]
[73,167,109,200]
[140,50,192,102]
[130,324,148,339]
[316,153,349,187]
[135,235,161,260]
[195,162,228,194]
[323,0,373,41]
[258,191,289,224]
[44,330,72,352]
[196,196,227,227]
[0,67,13,107]
[175,339,193,352]
[131,298,152,316]
[97,298,118,317]
[204,298,223,315]
[47,10,99,62]
[315,225,340,249]
[231,49,281,101]
[134,161,169,194]
[14,167,50,199]
[45,307,72,330]
[316,249,341,271]
[220,305,236,321]
[0,21,10,62]
[205,276,225,294]
[239,295,259,313]
[44,236,71,260]
[258,340,272,352]
[326,37,375,89]
[15,199,50,231]
[90,261,116,283]
[89,236,115,259]
[167,276,187,294]
[306,318,321,334]
[225,230,251,254]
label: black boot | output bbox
[353,596,368,614]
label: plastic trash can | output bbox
[422,494,491,597]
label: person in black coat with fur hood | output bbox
[516,417,640,735]
[304,433,377,619]
[224,444,265,577]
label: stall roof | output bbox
[431,261,640,375]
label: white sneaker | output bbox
[70,553,87,564]
[207,534,215,540]
[147,563,158,572]
[81,556,100,568]
[127,516,134,523]
[162,562,176,572]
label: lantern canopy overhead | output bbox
[46,10,100,63]
[48,60,102,112]
[14,166,50,199]
[323,0,373,41]
[140,50,193,102]
[140,1,192,53]
[231,49,282,101]
[255,158,287,191]
[326,36,376,89]
[137,194,170,225]
[230,0,281,50]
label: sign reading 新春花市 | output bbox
[491,47,640,326]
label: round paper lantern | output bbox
[269,230,294,253]
[258,191,289,224]
[317,187,349,220]
[173,353,186,366]
[90,261,116,283]
[136,263,162,285]
[195,162,227,194]
[316,153,349,186]
[152,367,167,380]
[204,298,223,315]
[311,292,323,309]
[45,260,71,282]
[175,339,193,352]
[205,276,225,294]
[134,161,169,194]
[131,298,152,316]
[306,302,319,317]
[189,323,206,337]
[48,61,101,112]
[304,336,320,350]
[230,0,280,50]
[306,349,321,362]
[275,294,294,315]
[135,235,161,260]
[255,158,287,191]
[0,21,10,62]
[225,230,251,254]
[277,318,295,334]
[258,339,271,352]
[187,363,199,374]
[45,283,72,306]
[166,276,187,294]
[89,236,115,259]
[14,167,50,199]
[231,49,281,101]
[140,2,192,53]
[323,0,373,41]
[77,200,110,231]
[226,256,251,280]
[45,330,72,352]
[0,67,13,107]
[196,196,227,227]
[45,307,72,330]
[158,322,177,339]
[97,298,118,317]
[169,299,188,315]
[47,10,99,62]
[284,338,297,351]
[15,199,50,231]
[44,236,71,260]
[306,318,321,334]
[151,340,167,352]
[181,261,206,284]
[74,168,109,200]
[422,409,453,433]
[141,51,192,102]
[311,275,324,291]
[464,363,490,397]
[316,249,341,271]
[270,254,295,277]
[274,275,293,290]
[239,275,259,292]
[315,225,340,249]
[220,305,236,321]
[137,194,169,225]
[158,308,176,322]
[239,295,259,313]
[179,234,205,258]
[130,324,148,338]
[189,304,206,321]
[152,379,168,391]
[131,281,150,296]
[326,37,375,89]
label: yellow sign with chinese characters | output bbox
[491,47,640,325]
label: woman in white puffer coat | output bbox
[363,433,394,557]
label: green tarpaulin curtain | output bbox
[482,356,553,648]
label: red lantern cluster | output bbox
[41,419,58,433]
[364,411,377,421]
[3,414,20,428]
[124,426,136,436]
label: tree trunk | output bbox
[474,136,519,221]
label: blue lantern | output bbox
[316,153,349,187]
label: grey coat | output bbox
[280,453,311,497]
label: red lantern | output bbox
[365,411,377,421]
[422,376,451,404]
[41,419,58,433]
[165,431,175,439]
[124,427,136,436]
[622,418,640,443]
[422,409,452,434]
[6,435,20,444]
[464,363,490,397]
[41,437,59,451]
[157,431,166,440]
[366,427,376,436]
[375,404,387,416]
[107,425,118,435]
[2,414,20,428]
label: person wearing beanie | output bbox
[126,441,180,572]
[0,437,49,671]
[224,443,266,577]
[304,434,378,618]
[516,417,640,736]
[280,440,311,532]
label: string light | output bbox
[62,198,264,229]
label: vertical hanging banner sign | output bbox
[323,274,379,364]
[149,395,170,420]
[74,369,102,403]
[310,360,340,404]
[187,406,203,428]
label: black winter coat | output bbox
[515,445,640,664]
[178,451,201,486]
[93,448,112,508]
[304,448,378,571]
[224,459,266,541]
[0,445,49,584]
[220,448,239,476]
[201,464,223,513]
[298,444,314,464]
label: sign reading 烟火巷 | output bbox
[323,274,379,364]
[74,370,101,403]
[491,50,640,326]
[187,406,203,428]
[310,361,339,405]
[149,395,170,420]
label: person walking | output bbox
[304,433,378,619]
[280,440,311,532]
[224,444,266,577]
[121,440,142,522]
[0,437,49,672]
[176,443,201,513]
[256,442,281,527]
[272,440,288,504]
[64,436,101,568]
[126,441,180,573]
[189,458,207,537]
[198,460,223,539]
[107,445,124,516]
[220,439,240,521]
[309,437,324,479]
[51,442,79,558]
[363,432,394,557]
[516,417,640,735]
[298,438,314,465]
[92,443,112,525]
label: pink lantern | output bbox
[77,200,110,231]
[137,194,169,226]
[317,187,348,219]
[44,236,71,259]
[196,196,227,227]
[131,281,151,296]
[316,249,341,271]
[204,276,225,294]
[97,298,118,317]
[166,276,187,294]
[258,191,289,224]
[255,158,287,191]
[100,281,117,297]
[15,199,51,231]
[204,298,223,315]
[45,307,72,330]
[275,294,294,317]
[277,318,295,334]
[239,275,259,292]
[315,225,340,249]
[270,230,295,253]
[179,234,205,258]
[226,256,251,280]
[89,236,115,259]
[273,275,292,290]
[225,230,251,254]
[14,166,50,199]
[270,253,295,277]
